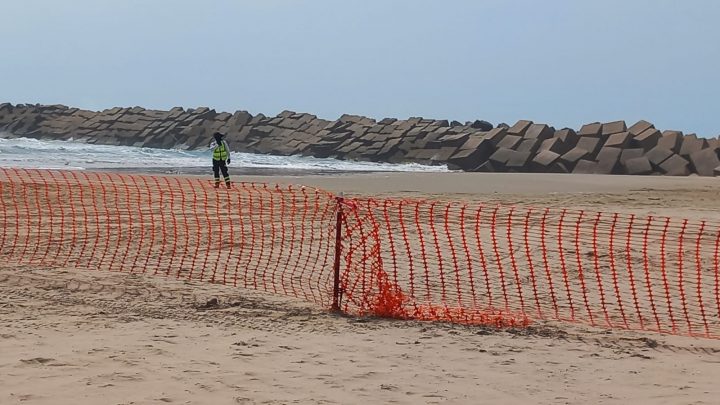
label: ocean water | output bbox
[0,137,448,173]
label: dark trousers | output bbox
[212,159,230,186]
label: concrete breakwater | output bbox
[1,103,719,176]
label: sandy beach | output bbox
[2,171,720,405]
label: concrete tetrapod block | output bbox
[560,147,590,169]
[554,128,579,147]
[620,148,644,163]
[532,149,560,166]
[645,146,674,167]
[603,131,631,148]
[689,148,720,176]
[431,146,459,164]
[624,156,653,175]
[573,159,597,174]
[380,125,397,135]
[633,128,661,152]
[507,120,533,135]
[578,122,602,137]
[659,154,691,176]
[447,139,495,171]
[524,124,554,141]
[459,133,488,150]
[601,120,627,136]
[539,138,569,155]
[377,138,403,156]
[515,138,541,154]
[658,130,683,152]
[595,147,623,174]
[679,134,708,158]
[437,133,470,147]
[475,160,500,172]
[496,134,522,149]
[530,149,561,172]
[488,148,516,171]
[505,150,533,171]
[483,127,508,146]
[551,161,570,173]
[627,120,654,136]
[575,137,602,156]
[470,120,493,131]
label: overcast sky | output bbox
[2,0,719,136]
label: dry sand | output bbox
[2,171,720,405]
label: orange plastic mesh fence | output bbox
[0,168,338,308]
[338,197,720,337]
[2,168,720,338]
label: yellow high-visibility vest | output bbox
[213,141,229,161]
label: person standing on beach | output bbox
[211,132,231,188]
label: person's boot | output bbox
[214,181,220,189]
[225,182,231,189]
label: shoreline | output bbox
[94,167,719,196]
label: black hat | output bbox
[213,132,224,139]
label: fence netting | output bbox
[0,168,338,308]
[2,168,719,338]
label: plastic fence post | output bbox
[490,206,509,310]
[332,193,345,312]
[0,170,8,257]
[233,183,248,288]
[474,205,493,309]
[506,207,526,315]
[174,177,190,279]
[609,213,629,329]
[315,192,338,307]
[642,216,661,332]
[384,200,399,290]
[399,200,417,306]
[69,171,90,269]
[149,176,166,276]
[18,169,33,264]
[89,172,105,270]
[445,202,462,310]
[715,227,720,323]
[540,208,559,318]
[415,201,430,303]
[7,169,19,260]
[270,184,287,294]
[301,189,322,303]
[280,185,297,294]
[592,212,610,327]
[557,209,575,321]
[429,201,448,306]
[459,204,478,310]
[523,208,542,319]
[28,169,44,264]
[574,210,593,326]
[660,217,676,334]
[695,221,710,337]
[48,170,62,266]
[295,187,309,301]
[678,219,691,335]
[625,214,644,330]
[260,184,276,291]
